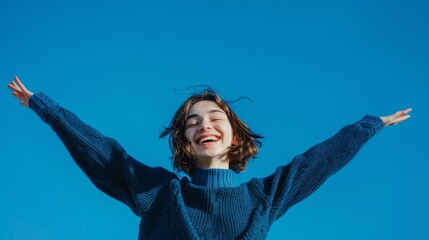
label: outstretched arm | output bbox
[252,111,411,222]
[7,76,173,216]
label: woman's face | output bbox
[184,100,234,167]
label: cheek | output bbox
[184,129,193,143]
[224,125,234,143]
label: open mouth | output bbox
[196,135,221,144]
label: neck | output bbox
[194,157,229,169]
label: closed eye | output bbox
[186,122,199,128]
[212,115,228,121]
[210,113,226,122]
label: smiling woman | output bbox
[160,89,263,176]
[184,101,235,169]
[7,76,412,240]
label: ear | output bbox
[232,136,238,145]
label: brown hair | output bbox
[160,89,263,176]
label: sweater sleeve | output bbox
[29,92,174,216]
[248,115,384,221]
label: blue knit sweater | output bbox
[29,92,384,240]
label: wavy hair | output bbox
[160,89,263,176]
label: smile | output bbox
[196,135,221,144]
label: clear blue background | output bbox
[1,0,428,239]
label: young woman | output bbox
[8,76,411,239]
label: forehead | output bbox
[188,100,224,115]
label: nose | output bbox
[198,119,212,131]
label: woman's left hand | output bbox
[380,108,412,126]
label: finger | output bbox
[12,81,21,90]
[395,110,406,117]
[14,76,28,91]
[398,108,412,116]
[8,83,21,92]
[390,115,411,125]
[396,110,412,120]
[392,110,409,120]
[398,115,411,122]
[403,108,413,115]
[12,91,25,100]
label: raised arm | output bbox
[8,76,174,216]
[250,111,411,222]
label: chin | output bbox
[196,151,225,161]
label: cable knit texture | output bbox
[29,92,384,240]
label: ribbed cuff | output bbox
[361,115,384,135]
[29,92,58,124]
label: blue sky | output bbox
[1,0,428,239]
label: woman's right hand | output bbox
[8,76,34,107]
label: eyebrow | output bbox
[186,109,226,121]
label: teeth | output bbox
[198,136,219,144]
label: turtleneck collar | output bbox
[191,168,236,187]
